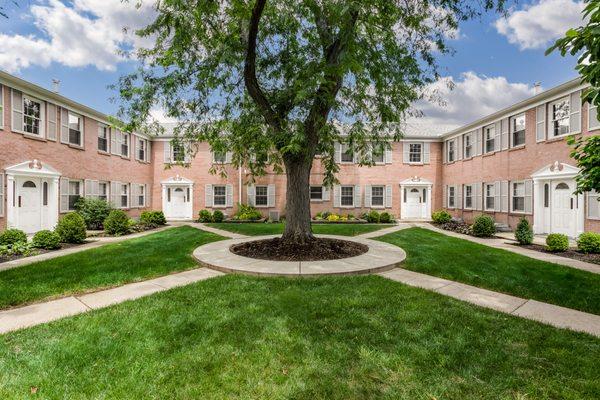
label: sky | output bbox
[0,0,587,128]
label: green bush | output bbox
[55,213,87,244]
[0,242,36,257]
[198,210,213,223]
[75,198,112,230]
[546,233,569,252]
[431,210,452,224]
[32,230,62,250]
[0,228,27,246]
[471,215,496,237]
[104,210,131,236]
[233,204,262,221]
[514,218,533,245]
[379,212,393,223]
[213,210,225,223]
[577,232,600,254]
[366,210,380,223]
[140,211,167,226]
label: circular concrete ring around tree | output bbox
[193,234,406,276]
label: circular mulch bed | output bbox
[230,237,369,261]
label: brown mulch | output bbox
[514,243,600,265]
[0,242,89,265]
[230,237,368,262]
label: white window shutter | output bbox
[322,186,330,201]
[494,121,502,152]
[163,141,171,163]
[423,142,430,164]
[475,129,482,156]
[110,181,120,207]
[456,185,462,210]
[135,137,141,161]
[587,192,599,219]
[183,141,191,163]
[60,108,69,143]
[333,185,341,207]
[570,91,581,134]
[205,184,213,207]
[354,185,361,208]
[501,181,509,212]
[442,185,447,208]
[494,181,501,212]
[524,180,533,214]
[364,185,372,207]
[84,179,93,198]
[384,144,392,164]
[456,136,462,160]
[60,177,69,213]
[334,142,342,163]
[501,118,509,150]
[536,105,546,142]
[588,104,600,131]
[11,89,23,133]
[403,143,410,164]
[475,182,482,211]
[146,141,151,163]
[247,184,255,206]
[145,184,150,208]
[47,103,57,141]
[0,173,4,217]
[385,185,392,208]
[108,129,116,155]
[226,184,233,207]
[267,184,275,207]
[225,152,233,164]
[442,141,447,164]
[130,184,139,208]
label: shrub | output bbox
[546,233,569,252]
[103,210,131,236]
[140,211,167,226]
[198,210,213,223]
[0,228,27,246]
[327,214,340,222]
[0,242,36,257]
[55,212,87,243]
[514,218,533,245]
[440,221,472,235]
[75,198,112,230]
[321,211,331,219]
[471,215,496,237]
[32,230,62,250]
[213,210,225,223]
[577,232,600,254]
[431,210,452,224]
[233,204,262,221]
[366,210,380,223]
[380,212,393,223]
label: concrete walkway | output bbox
[379,268,600,337]
[0,267,223,335]
[190,222,248,238]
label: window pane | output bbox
[372,186,384,206]
[341,186,354,206]
[310,186,323,200]
[255,186,268,206]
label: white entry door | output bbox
[403,187,425,219]
[164,186,192,220]
[17,178,42,233]
[552,181,576,237]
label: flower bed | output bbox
[513,243,600,265]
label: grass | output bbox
[0,274,598,399]
[206,222,390,236]
[0,226,223,310]
[378,227,600,315]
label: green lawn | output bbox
[0,275,598,399]
[206,222,390,236]
[378,227,600,315]
[0,226,223,310]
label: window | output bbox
[120,184,129,208]
[512,182,525,212]
[341,186,354,206]
[310,186,323,201]
[371,186,384,207]
[544,183,549,208]
[550,97,570,137]
[255,186,268,206]
[448,186,455,208]
[213,151,226,163]
[587,191,599,219]
[172,142,186,162]
[137,185,146,207]
[485,183,495,210]
[120,132,130,157]
[213,185,226,206]
[464,185,473,209]
[68,180,82,211]
[589,103,600,131]
[409,143,422,163]
[484,124,495,153]
[98,124,109,152]
[511,114,526,147]
[99,182,108,202]
[464,133,473,159]
[371,143,385,163]
[447,140,455,162]
[340,143,353,163]
[136,138,147,161]
[43,182,48,206]
[23,96,42,136]
[68,112,83,146]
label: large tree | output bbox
[118,0,503,243]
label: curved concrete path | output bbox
[193,234,407,276]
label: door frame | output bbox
[161,175,194,220]
[399,177,432,220]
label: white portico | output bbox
[161,175,194,220]
[399,177,432,220]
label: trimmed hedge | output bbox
[198,210,213,223]
[55,213,87,243]
[140,211,167,226]
[577,232,600,254]
[546,233,569,252]
[431,210,452,224]
[104,210,131,236]
[213,210,224,223]
[366,210,380,223]
[472,215,496,237]
[32,230,62,250]
[380,212,393,223]
[514,218,533,245]
[75,198,112,230]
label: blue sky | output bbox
[0,0,586,126]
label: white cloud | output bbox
[494,0,585,50]
[414,72,536,126]
[149,106,179,123]
[0,0,156,73]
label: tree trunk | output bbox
[281,157,315,244]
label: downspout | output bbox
[238,166,243,210]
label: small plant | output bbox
[32,230,62,250]
[366,210,380,223]
[75,198,112,230]
[514,218,533,245]
[55,213,87,243]
[380,212,393,223]
[233,204,262,221]
[213,210,225,223]
[321,211,331,219]
[546,233,569,252]
[0,242,36,257]
[0,228,28,246]
[198,209,213,223]
[104,210,131,236]
[431,210,452,224]
[327,214,340,222]
[140,211,167,226]
[471,215,496,237]
[577,232,600,254]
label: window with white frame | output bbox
[484,124,495,153]
[341,143,353,163]
[549,97,570,137]
[23,96,43,136]
[68,111,83,146]
[409,143,422,163]
[512,182,525,212]
[485,183,495,210]
[137,184,146,207]
[447,140,455,162]
[341,186,354,206]
[589,104,600,131]
[172,142,186,162]
[371,186,384,207]
[255,185,268,206]
[511,113,526,147]
[448,186,455,208]
[310,186,323,201]
[136,137,147,161]
[371,143,385,163]
[213,185,227,206]
[464,133,473,159]
[120,184,129,208]
[587,191,599,219]
[98,124,109,152]
[120,132,130,157]
[464,185,473,209]
[68,180,82,210]
[213,151,226,163]
[99,182,108,202]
